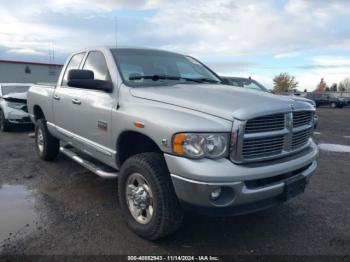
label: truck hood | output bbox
[130,84,314,120]
[3,92,27,103]
[288,95,315,105]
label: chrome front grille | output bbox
[243,135,284,159]
[245,113,285,134]
[293,111,312,127]
[231,110,314,163]
[292,128,312,149]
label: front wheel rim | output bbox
[37,128,44,153]
[126,173,154,224]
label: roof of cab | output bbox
[75,46,185,56]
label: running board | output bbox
[60,146,118,179]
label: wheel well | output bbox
[33,105,45,121]
[117,131,162,167]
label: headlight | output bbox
[172,133,229,159]
[7,102,24,110]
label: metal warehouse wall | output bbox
[0,61,63,83]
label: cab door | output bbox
[70,51,116,165]
[52,52,86,140]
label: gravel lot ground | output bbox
[0,108,349,256]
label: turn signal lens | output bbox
[172,134,186,154]
[134,121,145,128]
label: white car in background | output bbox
[0,83,33,132]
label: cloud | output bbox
[6,48,46,55]
[145,0,350,56]
[0,0,350,90]
[274,52,301,59]
[295,69,350,91]
[48,0,156,12]
[290,55,350,90]
[0,0,154,59]
[294,55,350,71]
[310,56,350,66]
[1,0,350,62]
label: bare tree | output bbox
[338,81,346,92]
[342,78,350,91]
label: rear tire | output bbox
[118,153,183,240]
[0,110,11,132]
[330,102,337,108]
[35,119,60,161]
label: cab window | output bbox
[61,52,85,86]
[83,51,111,81]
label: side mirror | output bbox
[67,69,113,93]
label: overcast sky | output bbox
[1,0,350,90]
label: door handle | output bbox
[72,98,82,105]
[53,95,60,101]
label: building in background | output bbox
[0,60,63,83]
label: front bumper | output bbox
[6,109,32,124]
[165,141,318,215]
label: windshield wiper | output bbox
[191,78,220,83]
[129,75,218,83]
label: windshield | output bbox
[111,49,221,87]
[227,78,268,92]
[1,85,30,96]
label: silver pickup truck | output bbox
[28,47,318,240]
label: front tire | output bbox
[330,102,337,108]
[118,153,183,240]
[0,110,11,132]
[35,119,60,161]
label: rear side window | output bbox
[61,52,85,86]
[83,51,110,81]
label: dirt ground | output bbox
[0,108,349,256]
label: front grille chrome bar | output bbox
[230,110,314,164]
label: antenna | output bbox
[114,16,118,48]
[52,45,55,65]
[49,47,51,64]
[48,43,55,65]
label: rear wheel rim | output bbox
[126,173,154,224]
[37,128,44,153]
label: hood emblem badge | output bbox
[290,104,295,110]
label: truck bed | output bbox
[27,84,56,123]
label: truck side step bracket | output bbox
[60,146,119,179]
